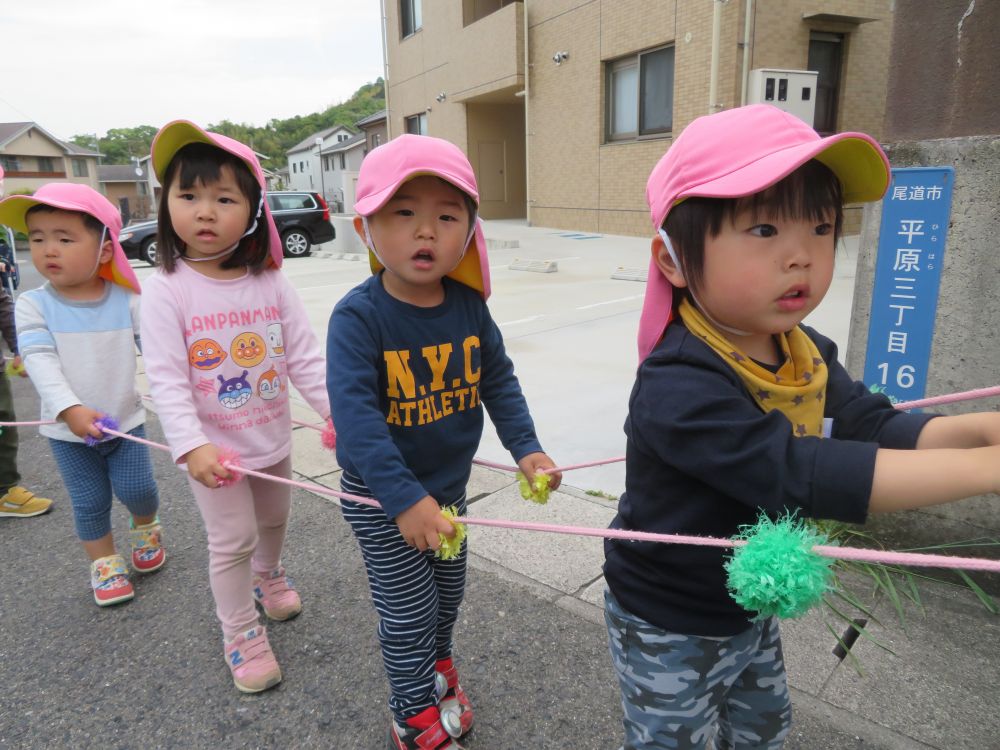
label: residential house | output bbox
[286,125,356,195]
[356,109,388,155]
[382,0,893,234]
[318,132,366,213]
[0,122,101,194]
[99,162,152,225]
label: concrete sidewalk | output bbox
[4,220,997,748]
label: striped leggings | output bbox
[340,472,467,723]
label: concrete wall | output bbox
[847,138,1000,529]
[884,0,1000,140]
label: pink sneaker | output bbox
[252,567,302,621]
[224,625,282,693]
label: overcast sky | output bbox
[0,0,385,142]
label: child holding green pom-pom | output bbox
[602,104,1000,750]
[327,134,561,749]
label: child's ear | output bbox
[651,233,687,288]
[352,216,369,247]
[99,239,114,265]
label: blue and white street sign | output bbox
[862,167,954,404]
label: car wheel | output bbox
[141,237,158,266]
[282,229,311,258]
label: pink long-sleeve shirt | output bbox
[141,260,330,469]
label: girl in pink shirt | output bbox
[141,121,331,694]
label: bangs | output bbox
[730,160,843,227]
[171,143,258,200]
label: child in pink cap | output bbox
[140,121,331,693]
[602,104,1000,749]
[327,134,562,749]
[0,183,164,607]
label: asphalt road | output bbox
[0,377,624,749]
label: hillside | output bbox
[71,79,385,170]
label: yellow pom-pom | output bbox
[436,506,467,560]
[5,359,26,377]
[517,471,552,504]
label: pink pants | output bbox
[189,455,292,639]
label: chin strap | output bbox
[658,228,754,337]
[363,211,478,279]
[178,194,264,263]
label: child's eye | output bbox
[219,197,237,205]
[394,209,414,217]
[440,214,458,222]
[749,224,778,237]
[177,192,195,201]
[815,222,833,236]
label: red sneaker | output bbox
[90,554,134,607]
[129,517,166,573]
[436,659,474,738]
[388,707,465,750]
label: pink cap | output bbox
[0,182,140,293]
[638,104,890,361]
[151,120,283,268]
[356,134,490,299]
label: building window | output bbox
[606,45,674,141]
[37,156,55,172]
[72,159,89,177]
[371,133,382,148]
[0,156,21,172]
[138,182,148,196]
[293,163,297,173]
[405,113,428,136]
[338,134,348,142]
[808,32,843,135]
[400,0,422,38]
[339,153,346,170]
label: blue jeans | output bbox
[49,424,160,541]
[604,589,791,750]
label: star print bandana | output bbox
[678,298,828,437]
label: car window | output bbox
[272,194,316,211]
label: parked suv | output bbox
[118,190,335,265]
[267,191,335,257]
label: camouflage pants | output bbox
[604,589,791,750]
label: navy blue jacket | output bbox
[327,274,542,519]
[604,321,936,637]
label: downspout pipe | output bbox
[740,0,754,105]
[380,0,392,138]
[708,0,725,113]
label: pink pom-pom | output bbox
[215,445,244,486]
[321,418,337,451]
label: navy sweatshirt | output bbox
[603,321,936,637]
[327,274,542,519]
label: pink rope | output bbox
[895,384,1000,411]
[3,419,999,573]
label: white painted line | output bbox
[498,315,543,327]
[576,294,643,310]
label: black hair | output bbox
[662,159,844,300]
[25,204,105,239]
[156,142,269,273]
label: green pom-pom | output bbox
[725,513,834,619]
[517,471,551,504]
[436,506,467,560]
